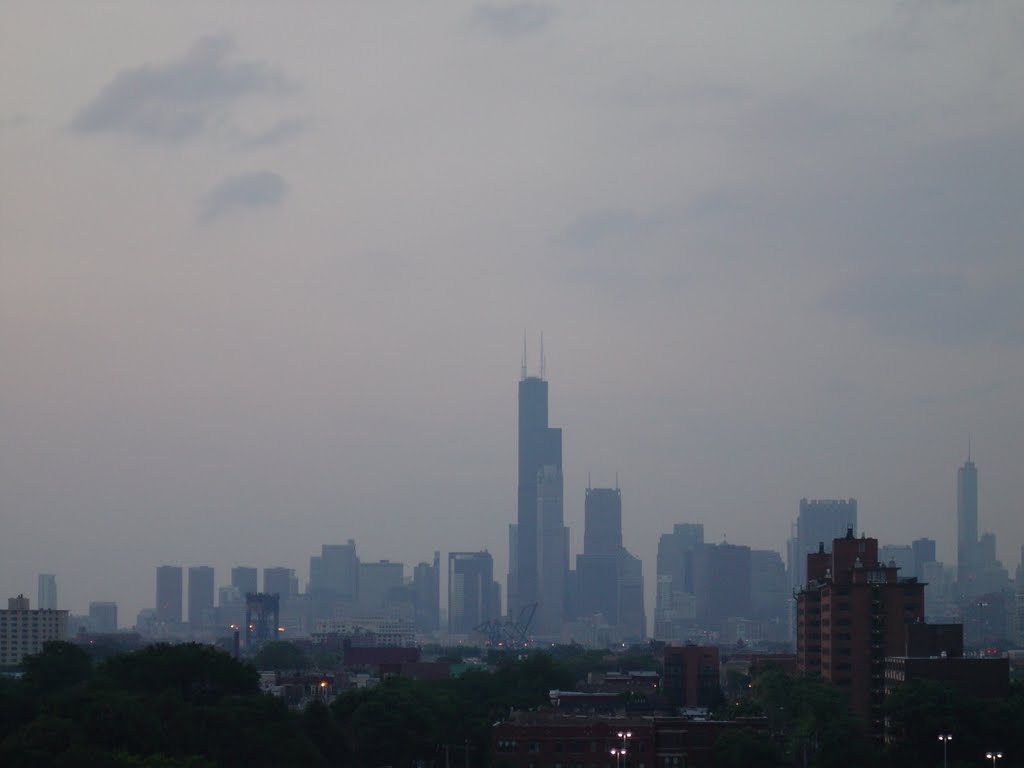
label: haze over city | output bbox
[2,2,1024,625]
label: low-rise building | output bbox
[492,712,766,768]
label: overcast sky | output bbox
[2,2,1023,624]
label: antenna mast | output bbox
[539,332,546,379]
[521,331,527,380]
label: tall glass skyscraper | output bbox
[509,346,562,632]
[957,457,978,590]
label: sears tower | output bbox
[508,340,564,635]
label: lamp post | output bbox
[610,748,627,768]
[986,751,1003,768]
[937,734,951,768]
[616,731,632,768]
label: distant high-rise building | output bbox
[413,552,441,632]
[879,544,915,577]
[618,548,646,642]
[231,567,258,597]
[912,538,937,581]
[788,498,858,594]
[510,343,563,629]
[584,487,622,556]
[263,567,297,601]
[310,541,359,601]
[187,566,214,628]
[957,456,979,590]
[89,601,118,633]
[156,566,183,625]
[448,551,499,635]
[575,553,619,625]
[358,561,404,609]
[654,523,704,640]
[694,542,751,633]
[37,574,57,611]
[535,464,567,637]
[750,549,788,640]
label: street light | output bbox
[610,748,627,768]
[986,751,1003,768]
[616,731,632,768]
[937,734,951,768]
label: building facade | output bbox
[37,574,57,611]
[156,565,183,625]
[448,551,499,635]
[957,457,979,592]
[795,531,925,733]
[655,523,704,640]
[88,601,118,633]
[510,355,563,630]
[0,595,69,667]
[187,566,214,628]
[788,498,858,595]
[231,566,258,597]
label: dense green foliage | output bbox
[0,642,573,767]
[0,642,319,767]
[4,641,1022,767]
[252,640,311,671]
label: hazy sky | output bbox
[3,2,1024,624]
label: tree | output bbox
[714,727,780,768]
[252,641,310,671]
[99,644,258,705]
[20,641,93,696]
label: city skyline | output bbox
[3,4,1024,623]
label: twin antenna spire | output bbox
[521,331,546,380]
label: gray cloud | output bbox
[825,269,1024,345]
[72,36,289,144]
[239,117,308,149]
[199,171,287,224]
[472,3,555,37]
[556,208,666,251]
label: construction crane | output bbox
[473,603,537,647]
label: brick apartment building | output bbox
[662,646,721,710]
[795,530,925,732]
[492,713,766,768]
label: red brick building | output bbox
[662,646,721,710]
[492,713,766,768]
[795,530,925,732]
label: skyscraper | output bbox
[576,486,645,642]
[413,552,441,632]
[694,542,751,634]
[911,538,937,582]
[156,565,183,625]
[957,456,979,590]
[358,561,404,609]
[263,567,297,601]
[787,498,858,594]
[89,601,118,633]
[535,465,567,636]
[584,487,622,555]
[654,523,704,640]
[187,566,214,628]
[448,551,499,635]
[37,574,57,611]
[231,566,258,597]
[310,541,359,601]
[510,343,563,632]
